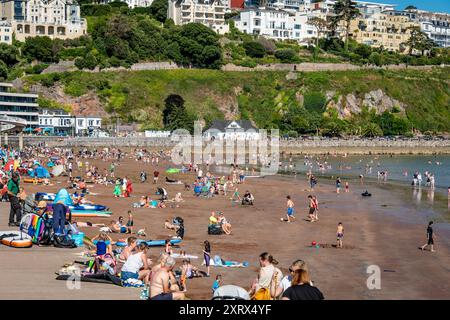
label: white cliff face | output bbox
[325,89,406,119]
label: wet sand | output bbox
[1,156,449,300]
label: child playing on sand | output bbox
[212,274,222,292]
[421,221,436,252]
[92,232,113,257]
[336,223,344,248]
[281,195,295,223]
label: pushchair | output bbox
[212,285,250,300]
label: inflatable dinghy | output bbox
[114,239,182,247]
[0,231,33,248]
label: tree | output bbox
[308,17,329,59]
[22,36,60,63]
[403,26,433,56]
[243,41,266,58]
[362,123,383,137]
[150,0,168,23]
[332,0,360,52]
[274,49,297,63]
[0,60,8,80]
[163,94,194,132]
[75,52,98,70]
[405,5,417,10]
[0,43,19,67]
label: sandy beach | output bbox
[1,155,449,300]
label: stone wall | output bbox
[8,135,450,154]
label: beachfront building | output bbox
[233,7,317,44]
[0,20,12,44]
[38,108,74,135]
[75,116,102,136]
[0,0,87,41]
[0,82,39,128]
[204,120,260,140]
[168,0,230,34]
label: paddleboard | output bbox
[115,239,182,247]
[69,204,107,211]
[69,210,112,218]
[0,230,33,248]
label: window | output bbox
[294,24,301,30]
[78,119,83,126]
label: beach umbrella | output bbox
[212,285,250,300]
[23,127,33,132]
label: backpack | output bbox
[53,234,77,248]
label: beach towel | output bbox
[202,255,248,268]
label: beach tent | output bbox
[47,161,55,168]
[53,188,73,206]
[212,285,250,300]
[52,165,65,177]
[30,166,50,178]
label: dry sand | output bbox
[1,156,449,300]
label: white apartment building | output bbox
[168,0,230,34]
[38,108,74,135]
[124,0,153,7]
[234,8,317,44]
[0,20,12,44]
[0,0,87,41]
[75,116,102,136]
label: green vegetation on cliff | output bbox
[23,67,450,135]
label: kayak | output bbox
[0,230,33,248]
[115,239,182,247]
[69,204,107,211]
[23,178,43,183]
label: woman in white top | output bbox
[249,252,282,298]
[270,259,311,299]
[121,243,151,284]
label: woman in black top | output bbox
[282,269,324,300]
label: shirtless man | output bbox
[150,256,185,300]
[281,195,295,223]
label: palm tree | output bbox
[308,17,329,59]
[332,0,360,52]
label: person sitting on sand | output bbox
[111,215,132,234]
[121,243,151,285]
[150,256,185,300]
[242,190,254,205]
[118,236,138,265]
[165,219,180,231]
[218,212,232,235]
[209,211,219,226]
[165,239,173,255]
[158,200,166,208]
[91,232,113,257]
[230,188,241,205]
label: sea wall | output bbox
[5,135,450,154]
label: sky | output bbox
[369,0,450,14]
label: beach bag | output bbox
[208,225,223,235]
[252,288,272,300]
[53,234,77,248]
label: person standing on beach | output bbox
[336,177,342,194]
[203,240,211,277]
[7,172,22,227]
[421,221,436,252]
[281,196,295,223]
[336,223,344,248]
[345,182,349,193]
